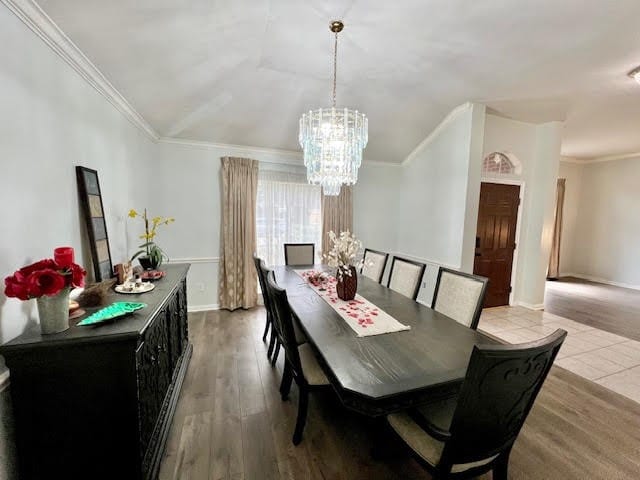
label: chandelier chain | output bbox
[332,31,338,108]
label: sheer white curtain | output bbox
[256,170,322,266]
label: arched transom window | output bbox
[482,152,520,175]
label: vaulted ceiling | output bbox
[37,0,640,163]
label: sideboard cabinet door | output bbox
[136,308,171,454]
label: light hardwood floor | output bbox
[160,309,640,480]
[545,277,640,341]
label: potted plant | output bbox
[128,208,174,270]
[4,248,86,334]
[323,230,363,301]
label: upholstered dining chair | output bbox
[431,267,489,330]
[387,256,426,300]
[361,248,389,284]
[284,243,315,266]
[387,329,567,480]
[266,272,330,445]
[257,261,306,365]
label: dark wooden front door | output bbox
[473,182,520,307]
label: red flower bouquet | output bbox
[4,255,86,300]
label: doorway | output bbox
[473,182,521,307]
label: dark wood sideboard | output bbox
[0,263,192,480]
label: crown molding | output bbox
[402,102,473,166]
[559,157,584,164]
[584,151,640,164]
[157,136,304,164]
[158,137,400,167]
[2,0,159,140]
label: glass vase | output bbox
[336,266,358,301]
[36,288,70,334]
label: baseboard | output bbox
[517,301,545,311]
[559,273,640,291]
[188,304,219,313]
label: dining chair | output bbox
[257,261,307,365]
[253,254,279,362]
[387,256,426,300]
[361,248,389,284]
[284,243,315,266]
[387,329,567,480]
[431,267,489,330]
[266,272,330,445]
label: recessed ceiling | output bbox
[36,0,640,162]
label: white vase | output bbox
[36,288,70,334]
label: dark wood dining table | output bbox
[274,265,498,417]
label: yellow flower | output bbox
[128,209,138,218]
[152,216,162,225]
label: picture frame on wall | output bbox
[76,166,114,281]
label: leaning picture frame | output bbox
[76,166,114,281]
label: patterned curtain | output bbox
[219,157,259,310]
[321,186,353,256]
[547,178,566,280]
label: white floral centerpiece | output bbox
[324,230,363,279]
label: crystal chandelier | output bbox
[299,21,368,196]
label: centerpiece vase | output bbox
[336,266,358,301]
[36,288,70,334]
[138,256,154,270]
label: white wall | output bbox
[0,6,157,476]
[570,156,640,288]
[396,103,485,270]
[519,122,562,306]
[558,160,584,275]
[0,5,155,345]
[352,163,401,254]
[482,114,562,307]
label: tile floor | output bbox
[479,306,640,404]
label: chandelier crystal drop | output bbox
[298,21,368,196]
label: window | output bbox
[256,170,322,266]
[482,152,520,176]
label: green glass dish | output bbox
[77,302,147,326]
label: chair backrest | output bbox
[439,329,567,470]
[253,253,266,297]
[361,248,389,284]
[431,268,489,330]
[387,256,426,300]
[265,272,303,373]
[254,254,275,321]
[284,243,315,266]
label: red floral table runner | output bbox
[296,270,411,337]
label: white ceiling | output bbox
[36,0,640,163]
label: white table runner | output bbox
[296,270,411,337]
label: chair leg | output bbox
[271,341,281,366]
[262,313,270,342]
[267,326,277,359]
[292,386,309,445]
[280,362,293,400]
[493,452,510,480]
